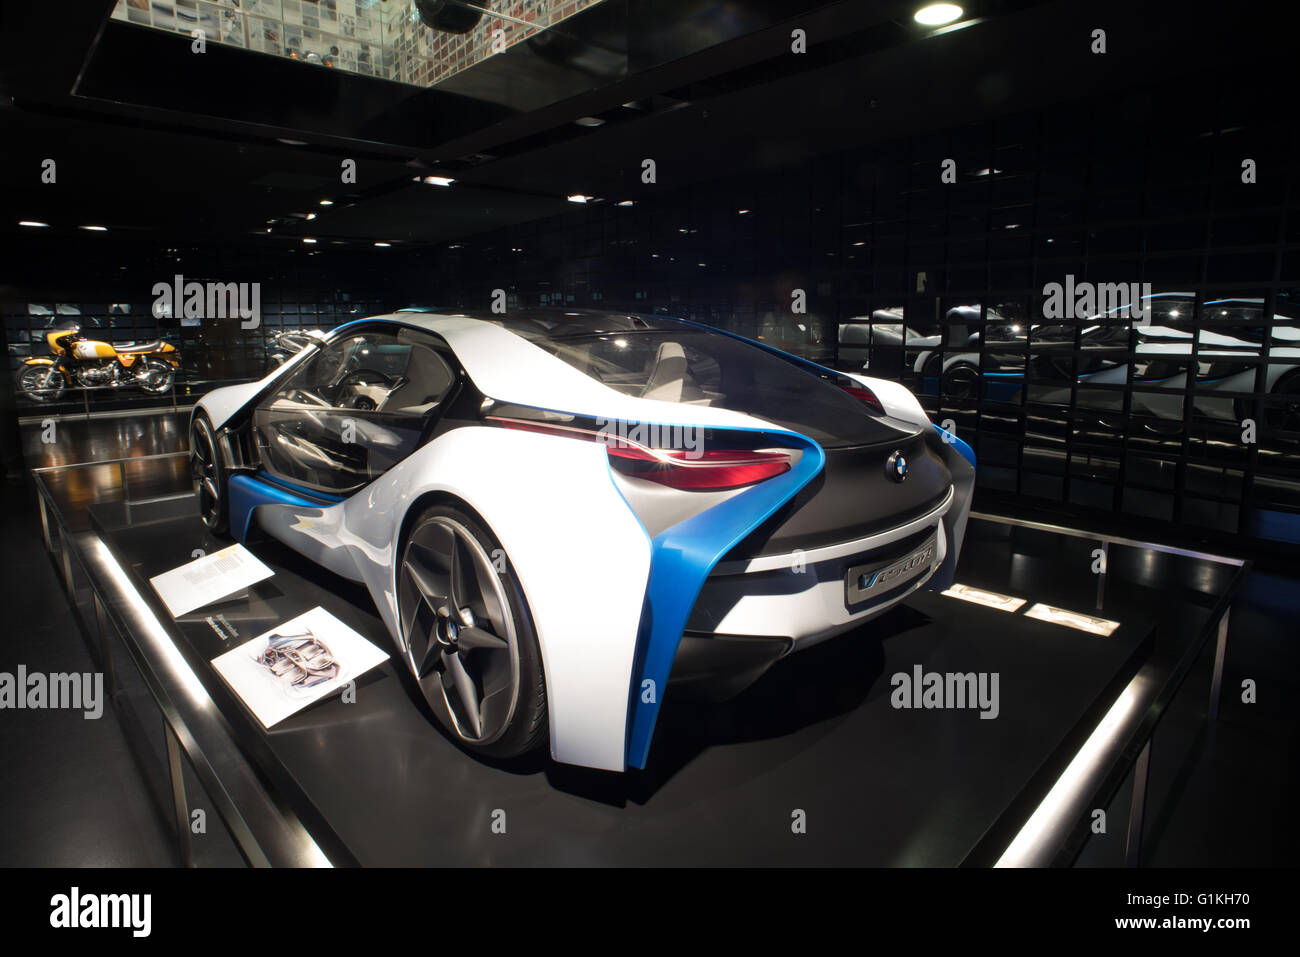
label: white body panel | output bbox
[254,425,652,772]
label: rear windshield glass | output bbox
[495,318,897,447]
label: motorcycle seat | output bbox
[115,340,164,353]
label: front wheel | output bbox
[396,505,547,759]
[16,364,66,402]
[190,415,229,534]
[1260,370,1300,435]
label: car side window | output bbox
[254,328,458,495]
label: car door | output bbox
[252,327,458,497]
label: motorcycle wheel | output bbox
[139,359,175,395]
[16,364,66,402]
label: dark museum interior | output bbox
[0,0,1295,882]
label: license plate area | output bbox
[845,532,938,605]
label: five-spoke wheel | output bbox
[190,415,228,533]
[397,507,546,757]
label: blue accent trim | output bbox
[933,423,976,468]
[256,472,346,504]
[228,473,326,543]
[624,429,826,769]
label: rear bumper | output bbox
[684,489,952,651]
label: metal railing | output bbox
[31,457,331,867]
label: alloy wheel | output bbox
[397,517,520,746]
[190,421,221,528]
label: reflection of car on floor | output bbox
[189,310,975,771]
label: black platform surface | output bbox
[88,495,1156,866]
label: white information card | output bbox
[149,543,275,618]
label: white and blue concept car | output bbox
[189,311,975,772]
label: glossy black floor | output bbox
[3,410,1297,866]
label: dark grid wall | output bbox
[4,238,392,416]
[409,80,1300,550]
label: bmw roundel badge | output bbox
[886,450,908,483]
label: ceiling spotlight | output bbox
[617,200,635,207]
[79,225,107,231]
[574,116,605,127]
[422,176,455,187]
[303,237,317,244]
[374,242,391,247]
[567,194,590,204]
[914,3,963,25]
[18,220,49,227]
[319,199,334,206]
[738,209,751,215]
[306,213,318,220]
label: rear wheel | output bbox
[396,505,547,759]
[190,415,229,534]
[138,359,175,395]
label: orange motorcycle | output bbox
[16,321,180,402]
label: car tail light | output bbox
[488,413,792,491]
[839,383,885,414]
[606,445,791,490]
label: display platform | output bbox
[83,493,1159,866]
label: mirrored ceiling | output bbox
[111,0,608,88]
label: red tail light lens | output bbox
[607,445,791,490]
[489,412,791,490]
[839,383,884,415]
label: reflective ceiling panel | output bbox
[110,0,608,88]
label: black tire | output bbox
[1260,370,1300,435]
[941,362,981,401]
[190,414,229,535]
[397,504,547,760]
[16,363,66,402]
[414,0,482,34]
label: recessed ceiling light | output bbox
[319,199,333,206]
[302,237,317,244]
[276,138,308,146]
[306,213,318,220]
[18,220,49,227]
[738,209,751,215]
[374,242,391,247]
[79,225,107,231]
[567,194,589,204]
[617,200,635,207]
[574,116,605,127]
[914,3,963,25]
[422,176,455,187]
